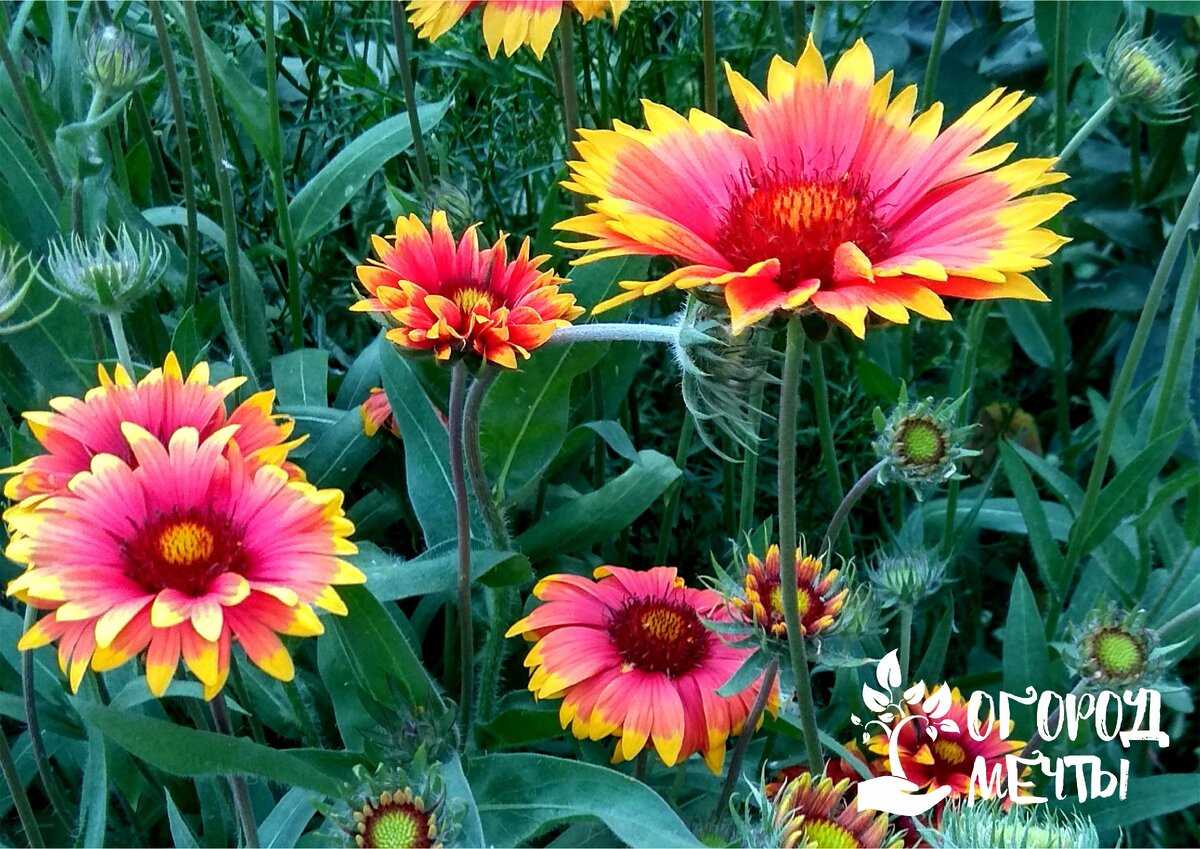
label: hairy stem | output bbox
[449,362,474,748]
[810,344,846,546]
[920,0,952,109]
[390,0,433,189]
[822,459,886,557]
[1049,0,1071,456]
[654,415,695,564]
[940,302,988,555]
[898,606,913,683]
[209,694,259,847]
[713,657,779,825]
[106,312,134,375]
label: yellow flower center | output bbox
[770,585,811,617]
[895,416,946,466]
[366,808,425,849]
[1094,628,1144,678]
[452,287,494,313]
[933,739,967,766]
[157,521,216,567]
[640,608,685,642]
[798,818,861,849]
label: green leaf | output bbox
[1000,300,1054,368]
[380,346,485,545]
[1033,0,1122,71]
[330,585,443,711]
[260,787,318,849]
[515,450,681,561]
[77,702,349,796]
[922,495,1074,541]
[1068,773,1200,829]
[170,307,204,371]
[1002,569,1050,699]
[354,540,531,601]
[467,753,702,848]
[481,256,648,502]
[77,725,108,848]
[164,789,200,849]
[201,33,273,160]
[914,601,953,684]
[716,649,767,697]
[1000,441,1068,596]
[1070,425,1186,560]
[0,281,92,394]
[443,755,485,849]
[1010,442,1083,514]
[289,100,451,246]
[271,349,330,407]
[334,334,383,409]
[301,407,380,489]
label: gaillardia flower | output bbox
[865,686,1022,799]
[770,770,903,849]
[735,543,847,638]
[1065,603,1168,690]
[407,0,628,61]
[558,36,1070,336]
[3,352,301,506]
[353,212,583,369]
[6,425,363,698]
[506,565,777,772]
[360,387,399,438]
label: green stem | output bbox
[712,656,779,826]
[701,1,716,115]
[390,0,433,189]
[920,0,951,109]
[264,1,303,349]
[1129,114,1142,203]
[150,1,199,308]
[654,415,694,564]
[940,302,988,555]
[448,362,474,748]
[777,317,821,772]
[0,29,64,194]
[557,11,584,215]
[810,343,845,542]
[0,725,43,847]
[822,459,886,556]
[1049,0,1071,456]
[72,90,107,234]
[106,312,134,375]
[181,2,247,350]
[1058,166,1200,631]
[22,607,71,833]
[898,606,913,683]
[792,0,806,54]
[738,367,767,532]
[208,695,259,847]
[1058,97,1116,167]
[1148,258,1200,439]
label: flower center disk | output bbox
[798,818,860,849]
[362,802,431,849]
[124,510,245,596]
[716,171,887,289]
[1094,628,1144,678]
[608,596,709,677]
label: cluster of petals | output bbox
[735,543,847,637]
[2,354,361,699]
[407,0,628,60]
[771,769,903,849]
[506,565,777,773]
[353,212,583,369]
[558,36,1070,336]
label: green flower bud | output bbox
[1099,28,1192,124]
[325,756,460,849]
[44,225,167,317]
[934,800,1099,849]
[1065,602,1169,690]
[83,25,147,97]
[866,547,949,610]
[872,385,978,500]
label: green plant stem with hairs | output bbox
[822,458,886,555]
[713,656,779,826]
[738,358,768,532]
[777,316,821,773]
[264,0,303,349]
[391,0,434,190]
[1055,165,1200,634]
[181,2,248,349]
[1049,1,1070,456]
[898,605,913,682]
[0,724,43,847]
[71,90,107,235]
[106,312,134,374]
[940,301,988,556]
[209,694,259,847]
[810,343,846,548]
[150,1,199,308]
[557,12,584,215]
[448,362,475,748]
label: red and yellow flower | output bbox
[407,0,628,61]
[558,36,1070,336]
[770,769,903,849]
[3,352,301,506]
[506,565,778,773]
[360,387,399,438]
[353,212,583,369]
[735,544,847,638]
[865,687,1023,799]
[5,424,362,698]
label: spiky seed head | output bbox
[866,548,949,610]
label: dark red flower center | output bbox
[608,595,710,677]
[123,509,246,596]
[715,169,888,290]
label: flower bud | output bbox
[1065,602,1166,690]
[0,248,38,325]
[329,760,456,849]
[83,25,147,97]
[935,800,1099,849]
[1100,28,1192,124]
[872,385,978,500]
[866,547,948,610]
[44,225,167,317]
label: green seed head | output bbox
[894,415,946,467]
[873,386,977,500]
[1067,602,1164,690]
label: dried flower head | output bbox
[866,547,949,610]
[674,298,776,459]
[934,800,1100,849]
[873,386,978,500]
[1099,28,1192,124]
[44,225,167,316]
[1065,602,1173,691]
[83,25,147,96]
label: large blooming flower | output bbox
[865,686,1023,798]
[5,424,362,698]
[558,36,1070,336]
[407,0,628,60]
[506,565,777,772]
[3,352,301,506]
[353,211,583,369]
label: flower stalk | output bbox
[1049,0,1071,456]
[810,343,845,542]
[701,2,716,114]
[822,459,886,556]
[209,694,260,847]
[448,362,475,747]
[557,11,584,215]
[713,656,779,825]
[0,726,43,847]
[940,302,988,555]
[777,316,821,773]
[920,0,952,109]
[106,312,135,374]
[391,0,434,190]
